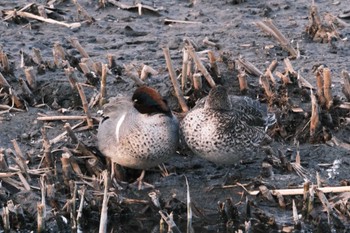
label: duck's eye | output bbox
[133,98,138,103]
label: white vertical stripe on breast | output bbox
[115,113,127,143]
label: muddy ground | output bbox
[1,0,350,232]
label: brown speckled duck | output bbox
[180,85,274,165]
[97,86,179,186]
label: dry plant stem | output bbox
[77,186,86,231]
[123,64,145,86]
[11,139,31,180]
[162,47,189,112]
[70,37,89,58]
[37,5,47,18]
[292,199,299,225]
[24,66,37,90]
[315,189,332,224]
[37,203,45,233]
[76,83,94,128]
[275,71,291,85]
[72,0,94,23]
[265,60,278,84]
[0,71,10,87]
[185,176,193,233]
[1,52,10,73]
[237,57,263,77]
[17,172,31,190]
[181,48,189,90]
[53,42,66,61]
[164,19,201,24]
[70,182,77,230]
[92,62,102,76]
[186,46,216,88]
[310,91,319,137]
[8,10,81,29]
[64,66,78,89]
[0,151,9,170]
[208,50,220,78]
[237,69,248,92]
[323,68,333,109]
[64,123,78,144]
[79,62,91,75]
[99,170,110,233]
[41,127,53,167]
[298,72,314,89]
[32,48,43,64]
[140,65,158,81]
[100,64,108,106]
[19,78,35,101]
[61,152,72,186]
[107,54,116,69]
[316,69,325,106]
[248,186,350,196]
[341,70,350,101]
[260,75,273,98]
[193,73,202,90]
[255,20,297,57]
[203,37,217,47]
[2,206,10,232]
[159,211,181,233]
[37,115,88,121]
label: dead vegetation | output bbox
[0,1,350,232]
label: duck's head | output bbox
[205,85,232,110]
[132,86,172,116]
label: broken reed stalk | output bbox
[265,60,278,84]
[5,10,81,29]
[70,37,89,58]
[193,73,202,90]
[185,176,194,233]
[70,182,77,230]
[99,170,110,233]
[64,66,78,89]
[2,206,10,232]
[260,75,274,99]
[162,47,189,112]
[1,52,10,73]
[37,115,88,121]
[208,50,220,78]
[292,199,299,225]
[341,70,350,101]
[11,139,31,181]
[315,189,332,224]
[123,64,145,86]
[181,48,189,90]
[0,72,23,108]
[248,186,350,196]
[77,185,86,232]
[237,69,248,92]
[64,123,78,144]
[275,71,291,85]
[61,153,73,186]
[186,45,216,88]
[255,20,298,57]
[237,57,263,77]
[159,211,181,233]
[100,64,108,106]
[323,68,333,109]
[310,91,319,137]
[32,48,43,64]
[37,5,47,18]
[76,83,94,128]
[203,37,217,48]
[19,77,35,101]
[72,0,95,23]
[37,204,45,233]
[316,68,325,106]
[140,65,158,81]
[41,127,53,167]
